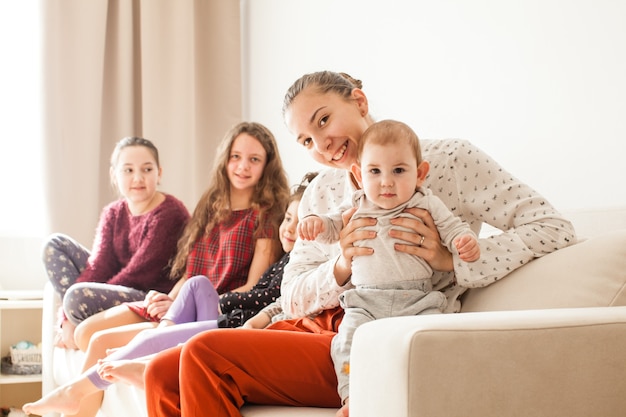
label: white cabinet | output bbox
[0,290,43,408]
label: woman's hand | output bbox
[390,207,454,272]
[143,290,173,320]
[334,207,376,286]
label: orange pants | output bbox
[145,307,344,417]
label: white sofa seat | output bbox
[40,208,626,417]
[350,306,626,417]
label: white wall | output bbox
[0,236,47,290]
[3,1,625,290]
[241,0,626,213]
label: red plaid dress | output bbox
[184,208,274,294]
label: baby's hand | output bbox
[454,234,480,262]
[298,215,325,241]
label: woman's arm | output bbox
[396,139,576,288]
[281,169,375,318]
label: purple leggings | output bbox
[161,275,220,324]
[86,275,220,390]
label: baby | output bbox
[298,119,480,407]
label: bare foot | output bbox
[61,319,79,350]
[22,385,81,415]
[97,359,148,389]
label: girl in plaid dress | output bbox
[73,122,291,347]
[123,121,292,323]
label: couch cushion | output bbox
[461,229,626,312]
[52,346,85,386]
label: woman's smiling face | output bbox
[285,86,370,171]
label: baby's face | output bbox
[279,200,300,253]
[358,141,418,210]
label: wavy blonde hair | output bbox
[170,122,290,280]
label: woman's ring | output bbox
[419,235,425,247]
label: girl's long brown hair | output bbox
[169,122,290,280]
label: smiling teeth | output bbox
[332,143,347,161]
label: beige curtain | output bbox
[42,0,241,245]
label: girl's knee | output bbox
[75,313,107,350]
[43,233,70,254]
[186,276,219,299]
[88,327,130,358]
[43,233,66,263]
[74,322,92,351]
[186,275,211,290]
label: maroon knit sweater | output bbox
[76,194,190,294]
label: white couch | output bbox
[41,207,626,417]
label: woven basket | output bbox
[9,345,41,365]
[1,356,41,375]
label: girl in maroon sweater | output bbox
[44,137,190,348]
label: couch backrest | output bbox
[563,206,626,239]
[461,229,626,312]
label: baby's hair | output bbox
[110,136,160,168]
[282,71,363,117]
[357,119,423,166]
[169,121,290,280]
[289,171,318,205]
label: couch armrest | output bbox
[349,307,626,417]
[41,281,61,417]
